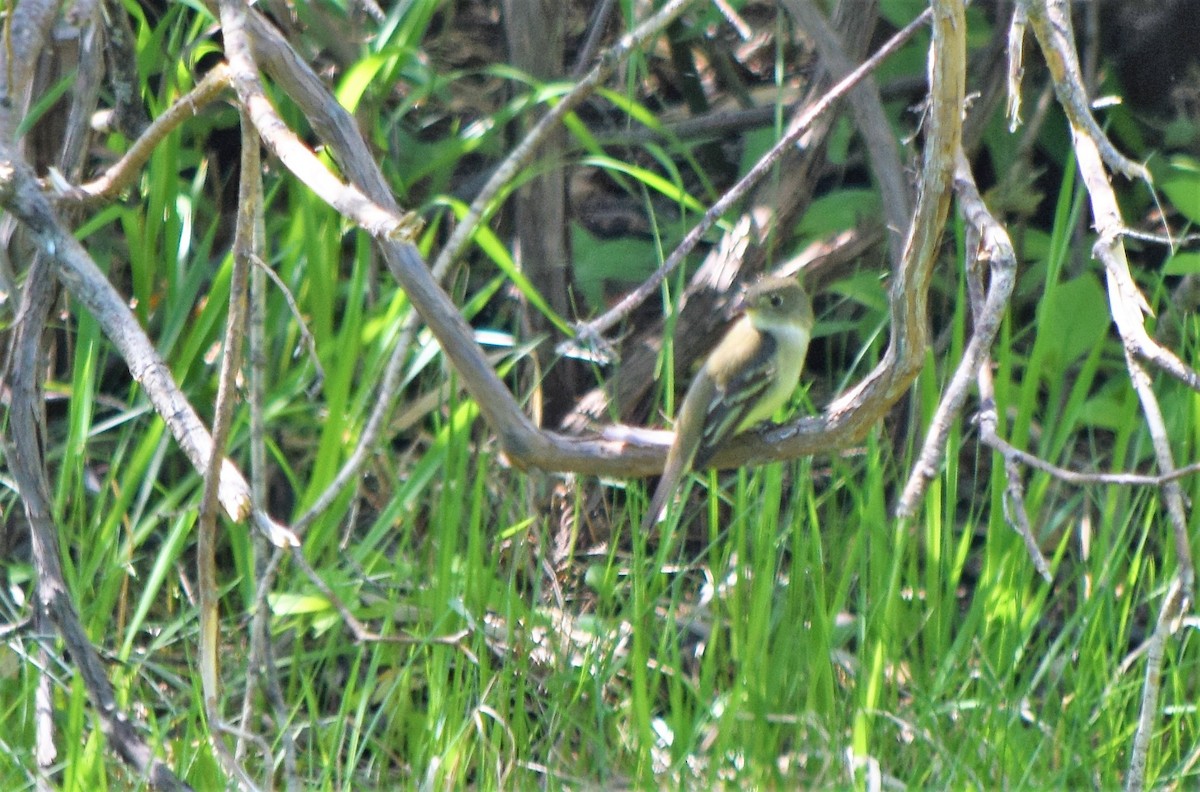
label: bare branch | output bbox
[0,150,298,551]
[3,253,189,791]
[1019,0,1149,182]
[56,64,234,207]
[779,0,911,263]
[1017,1,1196,787]
[574,5,929,350]
[195,99,261,790]
[896,147,1017,519]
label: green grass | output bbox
[5,259,1199,787]
[3,1,1199,789]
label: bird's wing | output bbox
[691,330,778,471]
[640,319,778,532]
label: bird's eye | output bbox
[770,294,784,307]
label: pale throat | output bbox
[737,311,811,431]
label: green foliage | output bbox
[4,1,1200,789]
[1161,155,1200,224]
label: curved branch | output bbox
[0,154,298,547]
[722,0,965,466]
[896,147,1018,519]
[56,64,233,208]
[214,1,962,480]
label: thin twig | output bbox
[980,428,1200,488]
[1121,226,1200,248]
[895,147,1018,520]
[779,0,910,264]
[429,0,700,282]
[250,253,324,394]
[196,99,260,792]
[1121,351,1192,792]
[55,64,233,207]
[245,177,301,792]
[573,6,931,351]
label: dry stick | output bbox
[226,0,651,480]
[0,162,303,550]
[1021,5,1195,785]
[893,145,1048,584]
[1018,0,1148,183]
[572,0,617,78]
[229,107,300,785]
[244,221,301,788]
[981,432,1200,488]
[575,6,931,349]
[56,63,233,207]
[195,107,261,792]
[971,353,1052,581]
[1119,348,1192,792]
[239,10,410,534]
[250,253,325,393]
[953,178,1046,581]
[1122,227,1200,248]
[4,265,189,790]
[1065,64,1194,792]
[216,0,493,733]
[210,6,461,719]
[5,2,91,778]
[287,553,401,644]
[228,6,608,483]
[956,198,1053,581]
[1,7,190,785]
[237,135,268,767]
[980,423,1054,583]
[1005,4,1027,130]
[1039,31,1193,792]
[779,0,910,265]
[290,314,421,535]
[0,0,57,143]
[217,0,541,457]
[214,5,420,240]
[0,137,300,778]
[428,0,699,282]
[894,149,1047,569]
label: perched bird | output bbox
[641,276,814,532]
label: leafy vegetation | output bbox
[2,0,1199,789]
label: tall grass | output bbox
[2,1,1197,789]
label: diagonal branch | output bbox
[213,1,964,479]
[0,153,301,556]
[720,0,965,466]
[3,256,189,791]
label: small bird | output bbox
[641,276,814,532]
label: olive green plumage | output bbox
[642,277,814,532]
